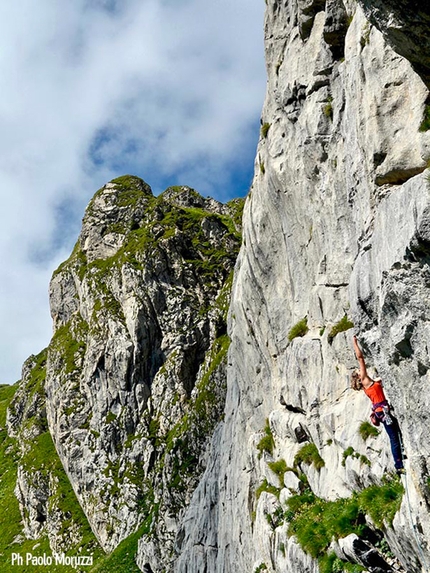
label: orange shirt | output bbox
[364,381,386,411]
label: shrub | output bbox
[257,419,275,458]
[286,476,403,562]
[342,446,371,467]
[288,317,309,342]
[268,459,288,487]
[342,446,357,466]
[323,97,333,120]
[319,553,366,573]
[287,496,364,558]
[328,315,354,344]
[261,123,271,138]
[256,478,280,500]
[294,443,325,471]
[419,104,430,132]
[358,477,404,528]
[359,421,379,441]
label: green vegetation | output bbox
[323,97,333,120]
[320,553,366,573]
[0,358,104,573]
[294,443,325,471]
[257,419,275,458]
[360,22,371,48]
[54,181,243,296]
[89,525,145,573]
[358,477,404,528]
[268,459,288,487]
[254,564,268,573]
[192,334,231,434]
[24,349,48,397]
[256,478,281,500]
[342,446,369,467]
[226,198,245,230]
[359,420,380,441]
[50,316,88,375]
[288,317,309,342]
[419,104,430,132]
[261,123,271,138]
[149,332,231,516]
[286,475,403,561]
[328,315,354,344]
[260,161,266,174]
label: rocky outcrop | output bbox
[356,0,430,89]
[45,177,242,564]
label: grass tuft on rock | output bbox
[288,317,309,342]
[294,443,325,471]
[257,419,275,458]
[359,420,379,441]
[328,315,353,344]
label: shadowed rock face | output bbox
[356,0,430,89]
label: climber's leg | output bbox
[382,418,404,470]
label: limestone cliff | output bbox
[176,1,430,572]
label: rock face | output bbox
[5,1,430,572]
[356,0,430,89]
[175,1,430,572]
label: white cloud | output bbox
[0,0,266,383]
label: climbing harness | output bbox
[398,432,430,573]
[382,405,393,426]
[370,403,391,426]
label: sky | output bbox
[0,0,266,384]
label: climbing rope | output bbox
[398,432,430,573]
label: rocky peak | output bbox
[4,175,243,566]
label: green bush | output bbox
[342,446,356,467]
[342,446,371,467]
[328,315,354,344]
[287,496,364,558]
[261,123,271,138]
[285,475,403,562]
[358,477,404,528]
[294,443,325,471]
[323,98,333,120]
[359,421,379,441]
[257,419,275,458]
[419,104,430,132]
[288,317,309,342]
[268,459,288,487]
[319,553,366,573]
[256,478,280,500]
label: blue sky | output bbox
[0,0,266,384]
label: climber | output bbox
[351,335,405,475]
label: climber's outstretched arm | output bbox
[352,335,371,385]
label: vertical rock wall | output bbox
[177,1,430,572]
